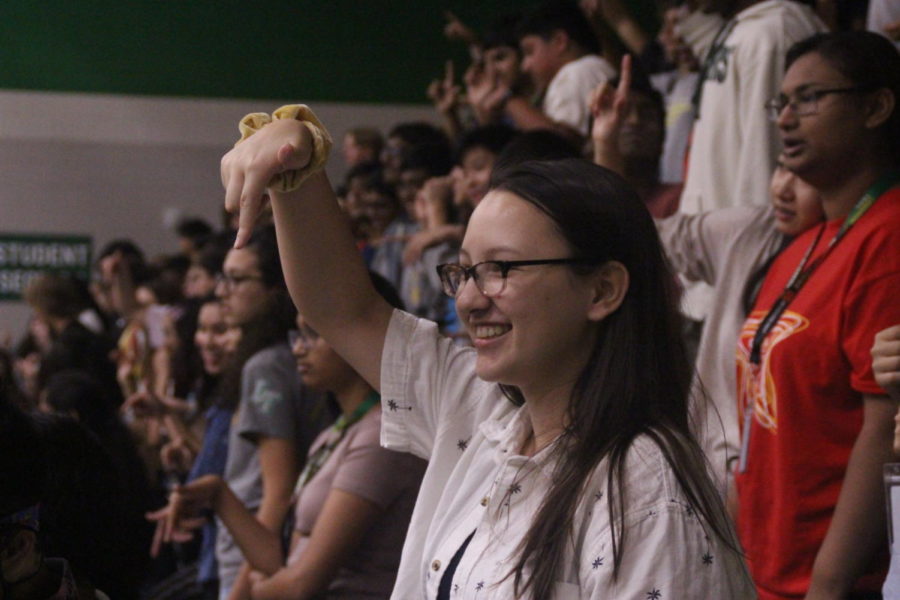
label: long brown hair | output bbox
[491,159,738,598]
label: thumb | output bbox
[277,142,308,171]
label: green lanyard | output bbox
[749,171,900,366]
[739,171,900,474]
[293,391,380,496]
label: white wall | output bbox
[0,89,436,340]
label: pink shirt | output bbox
[289,406,426,598]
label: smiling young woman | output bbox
[218,107,753,598]
[161,274,425,600]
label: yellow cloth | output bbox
[236,104,332,192]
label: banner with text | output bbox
[0,234,92,301]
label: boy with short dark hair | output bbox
[498,0,615,140]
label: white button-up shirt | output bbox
[381,310,755,599]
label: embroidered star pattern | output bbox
[457,438,469,451]
[592,556,604,569]
[702,553,713,565]
[594,491,604,501]
[647,589,662,600]
[386,399,413,411]
[453,583,459,593]
[475,581,485,591]
[509,482,522,494]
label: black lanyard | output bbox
[691,18,737,120]
[749,172,900,366]
[738,172,900,474]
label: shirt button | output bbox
[432,559,441,571]
[480,496,489,506]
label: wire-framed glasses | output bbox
[436,258,598,298]
[764,85,875,121]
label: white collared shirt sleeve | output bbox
[379,308,495,460]
[656,205,773,285]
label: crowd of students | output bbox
[2,0,900,599]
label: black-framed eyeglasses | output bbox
[288,325,319,349]
[216,272,263,292]
[764,85,875,121]
[436,258,599,298]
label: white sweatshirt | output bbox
[680,0,825,215]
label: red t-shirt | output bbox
[735,187,900,599]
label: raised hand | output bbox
[596,0,629,22]
[443,11,478,45]
[221,118,313,248]
[421,176,454,218]
[402,176,453,265]
[450,166,468,208]
[589,54,632,148]
[427,60,461,116]
[465,61,509,125]
[581,0,627,22]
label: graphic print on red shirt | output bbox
[734,188,900,600]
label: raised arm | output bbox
[427,60,464,140]
[590,54,631,177]
[221,112,393,389]
[582,0,650,56]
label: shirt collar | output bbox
[479,405,561,477]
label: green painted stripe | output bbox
[0,1,512,104]
[0,1,659,104]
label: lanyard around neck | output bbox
[293,391,379,496]
[738,171,900,474]
[749,171,900,365]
